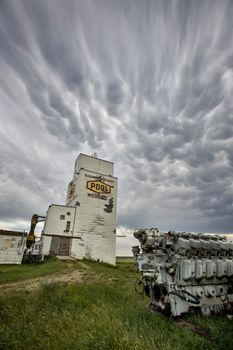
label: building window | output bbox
[66,221,71,231]
[67,212,70,215]
[60,215,65,220]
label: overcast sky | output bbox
[0,0,233,255]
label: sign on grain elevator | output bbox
[86,180,112,194]
[65,153,117,265]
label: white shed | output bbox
[0,230,26,264]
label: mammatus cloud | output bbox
[0,0,233,254]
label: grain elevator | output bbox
[42,154,117,265]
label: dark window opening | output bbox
[60,215,65,220]
[66,221,71,232]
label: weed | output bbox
[0,260,232,350]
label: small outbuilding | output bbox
[0,230,26,264]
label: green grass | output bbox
[0,258,76,284]
[0,259,232,350]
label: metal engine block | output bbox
[132,228,233,316]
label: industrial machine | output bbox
[26,214,45,248]
[23,214,45,263]
[132,228,233,316]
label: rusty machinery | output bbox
[26,214,45,249]
[133,228,233,316]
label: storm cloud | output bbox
[0,0,233,253]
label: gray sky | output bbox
[0,0,233,255]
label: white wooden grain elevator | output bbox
[42,154,118,265]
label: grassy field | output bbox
[0,259,232,350]
[0,258,72,284]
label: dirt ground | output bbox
[0,270,84,291]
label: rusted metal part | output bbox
[26,214,45,248]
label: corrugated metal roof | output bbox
[0,229,26,237]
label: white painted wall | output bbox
[42,205,76,255]
[69,169,117,264]
[43,205,76,235]
[75,153,113,177]
[0,233,26,264]
[66,154,114,207]
[67,154,117,265]
[42,236,52,256]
